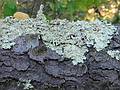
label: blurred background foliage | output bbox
[0,0,119,23]
[44,0,120,23]
[0,0,17,18]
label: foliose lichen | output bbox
[0,5,49,49]
[0,5,117,65]
[107,50,120,60]
[17,79,34,90]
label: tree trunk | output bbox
[0,25,120,90]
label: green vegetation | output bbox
[46,0,107,20]
[0,0,17,18]
[0,0,119,23]
[3,0,17,17]
[44,0,120,23]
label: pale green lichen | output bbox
[0,5,49,49]
[42,19,117,64]
[0,5,117,65]
[107,50,120,60]
[17,79,34,90]
[83,20,117,51]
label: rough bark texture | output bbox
[0,25,120,90]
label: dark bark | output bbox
[0,25,120,90]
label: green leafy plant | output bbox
[3,0,17,17]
